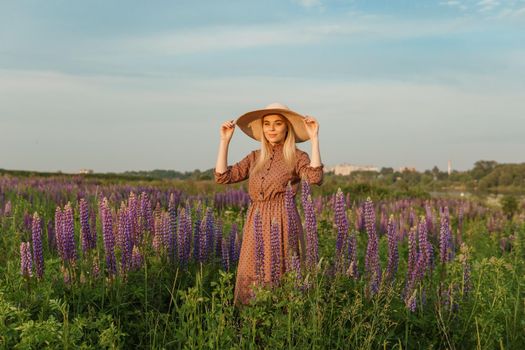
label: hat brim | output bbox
[236,108,309,143]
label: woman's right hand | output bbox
[220,120,236,141]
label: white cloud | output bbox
[494,5,525,18]
[477,0,500,12]
[90,15,486,59]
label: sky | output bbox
[1,0,524,173]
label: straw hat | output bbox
[236,103,309,143]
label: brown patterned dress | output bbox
[215,143,323,304]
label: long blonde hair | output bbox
[251,115,297,176]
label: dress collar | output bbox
[270,142,284,151]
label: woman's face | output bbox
[262,114,288,145]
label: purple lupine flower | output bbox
[204,207,215,260]
[439,206,453,264]
[23,212,33,233]
[254,209,265,285]
[229,223,239,264]
[290,253,303,289]
[303,194,319,270]
[118,204,133,272]
[100,198,117,276]
[406,226,419,290]
[334,188,349,265]
[301,177,311,209]
[425,203,434,237]
[285,182,300,265]
[62,202,77,263]
[193,204,202,262]
[128,192,139,244]
[198,217,208,263]
[177,207,191,267]
[153,214,162,253]
[221,238,230,271]
[89,207,97,250]
[457,203,464,246]
[404,226,420,311]
[20,242,33,278]
[140,192,153,233]
[215,219,223,259]
[55,207,65,260]
[168,193,178,260]
[79,198,91,255]
[131,246,143,270]
[386,215,398,282]
[417,217,433,277]
[364,197,381,296]
[31,212,44,279]
[161,212,170,250]
[345,232,359,279]
[409,208,416,228]
[270,218,282,286]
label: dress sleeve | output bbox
[295,151,324,185]
[214,151,255,184]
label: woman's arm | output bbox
[303,116,322,167]
[215,120,235,174]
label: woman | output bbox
[214,102,323,304]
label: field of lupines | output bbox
[0,174,524,349]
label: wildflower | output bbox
[221,238,230,271]
[417,217,433,277]
[63,202,77,263]
[334,188,349,265]
[20,242,33,278]
[386,215,398,282]
[100,198,117,276]
[304,194,319,269]
[290,253,303,289]
[55,207,65,260]
[364,197,381,296]
[346,232,359,279]
[439,206,453,264]
[228,223,239,264]
[79,198,91,254]
[131,246,143,270]
[31,212,44,279]
[215,219,223,259]
[118,204,133,272]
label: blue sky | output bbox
[1,0,524,173]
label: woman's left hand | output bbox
[303,116,319,139]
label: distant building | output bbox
[325,163,379,176]
[78,169,94,174]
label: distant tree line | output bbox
[1,160,524,194]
